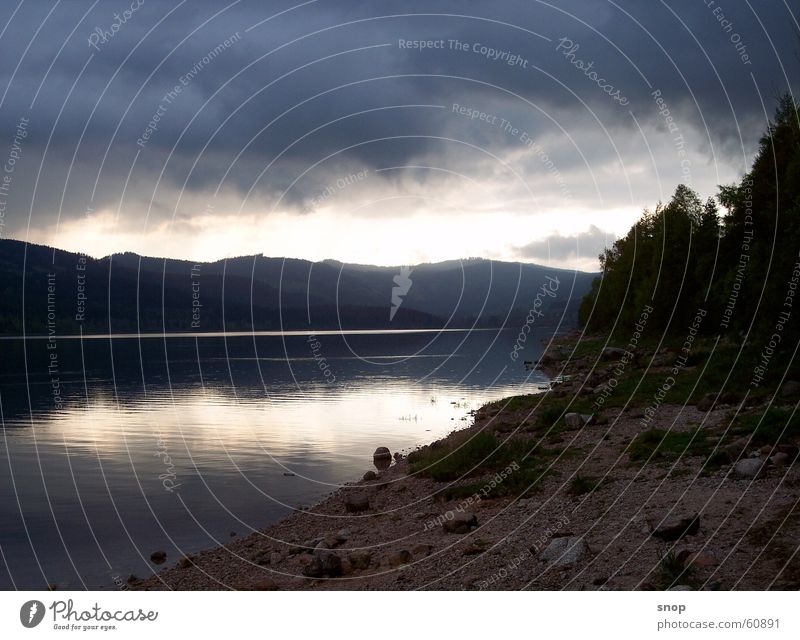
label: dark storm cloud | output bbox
[0,0,796,236]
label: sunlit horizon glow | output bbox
[22,202,636,272]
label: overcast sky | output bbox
[0,0,796,270]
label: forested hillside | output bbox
[580,95,800,386]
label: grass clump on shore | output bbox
[409,431,545,497]
[701,450,730,475]
[483,394,541,414]
[536,402,568,428]
[730,408,800,446]
[628,428,713,462]
[657,549,696,590]
[440,465,547,500]
[408,431,532,481]
[567,474,601,496]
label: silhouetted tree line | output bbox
[580,95,800,359]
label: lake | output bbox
[0,328,555,589]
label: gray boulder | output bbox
[251,578,279,591]
[722,436,751,462]
[443,512,478,534]
[335,529,350,543]
[734,458,764,478]
[315,535,339,551]
[303,551,342,578]
[388,550,413,567]
[539,536,589,566]
[564,413,581,427]
[770,452,790,468]
[301,537,323,551]
[344,492,371,512]
[651,515,700,542]
[348,551,373,570]
[564,413,595,428]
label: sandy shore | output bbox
[134,336,800,591]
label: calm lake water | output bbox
[0,328,554,589]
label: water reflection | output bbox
[0,328,554,589]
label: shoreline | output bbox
[0,327,503,340]
[134,334,800,591]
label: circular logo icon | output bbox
[20,600,45,628]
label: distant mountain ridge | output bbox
[0,238,598,334]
